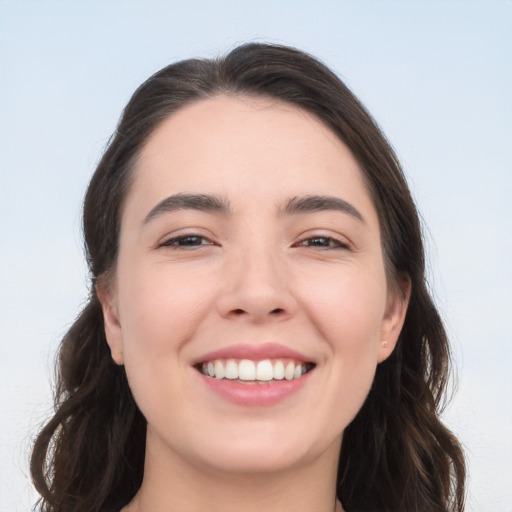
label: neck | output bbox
[123,429,343,512]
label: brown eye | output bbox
[160,235,212,248]
[296,236,348,249]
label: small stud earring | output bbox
[381,340,388,347]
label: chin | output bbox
[180,423,341,477]
[192,444,312,476]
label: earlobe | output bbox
[96,282,124,365]
[377,275,411,363]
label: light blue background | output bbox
[1,1,511,510]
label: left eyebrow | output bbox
[280,195,366,224]
[143,193,231,225]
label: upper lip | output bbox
[192,342,313,365]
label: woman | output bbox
[31,43,466,512]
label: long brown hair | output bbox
[31,43,465,512]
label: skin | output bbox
[98,95,410,512]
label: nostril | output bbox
[270,308,285,314]
[233,309,246,315]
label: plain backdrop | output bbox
[0,1,511,511]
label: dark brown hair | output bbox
[31,43,465,512]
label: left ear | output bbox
[377,274,411,363]
[96,280,125,366]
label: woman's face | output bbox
[100,95,408,476]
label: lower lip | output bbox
[198,371,312,406]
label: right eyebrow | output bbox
[143,193,231,225]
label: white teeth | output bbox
[238,359,256,380]
[256,360,273,381]
[200,358,312,381]
[214,360,225,379]
[225,359,238,379]
[284,361,295,380]
[273,360,285,380]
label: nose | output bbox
[216,247,297,323]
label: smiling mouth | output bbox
[196,358,316,383]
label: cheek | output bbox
[117,262,213,348]
[114,261,217,397]
[113,266,214,430]
[297,264,387,351]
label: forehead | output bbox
[126,95,377,222]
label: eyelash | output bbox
[158,234,214,249]
[294,236,349,250]
[159,234,349,250]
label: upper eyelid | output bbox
[157,232,216,247]
[294,235,350,248]
[294,229,351,245]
